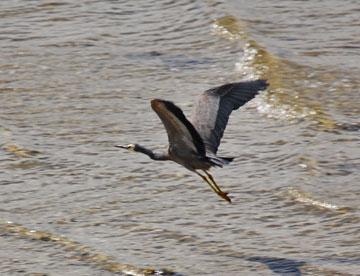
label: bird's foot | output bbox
[218,191,232,203]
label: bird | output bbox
[116,79,268,203]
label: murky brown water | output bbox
[1,1,359,275]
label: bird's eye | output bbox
[127,144,135,150]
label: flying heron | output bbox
[117,79,268,203]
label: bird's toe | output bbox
[219,192,232,203]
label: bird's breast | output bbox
[169,146,211,171]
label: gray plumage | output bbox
[117,79,268,203]
[191,80,268,154]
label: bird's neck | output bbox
[135,144,170,161]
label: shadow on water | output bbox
[247,256,305,276]
[246,255,360,275]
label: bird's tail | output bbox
[219,156,235,164]
[207,156,235,167]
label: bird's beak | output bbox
[115,145,127,149]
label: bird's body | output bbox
[117,79,268,203]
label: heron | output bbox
[116,79,268,203]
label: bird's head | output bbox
[115,143,138,151]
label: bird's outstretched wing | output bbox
[191,79,268,154]
[151,99,206,156]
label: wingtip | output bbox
[150,98,161,105]
[151,98,164,111]
[257,79,269,90]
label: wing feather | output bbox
[151,99,206,156]
[191,80,268,154]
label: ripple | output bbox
[1,0,359,275]
[0,221,178,276]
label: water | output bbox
[1,0,359,275]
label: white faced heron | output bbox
[117,79,268,203]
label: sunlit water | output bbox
[1,1,359,275]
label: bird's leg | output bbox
[195,171,231,203]
[203,170,231,203]
[195,171,219,194]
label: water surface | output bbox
[1,0,359,275]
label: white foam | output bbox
[287,187,340,210]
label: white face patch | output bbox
[127,144,135,150]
